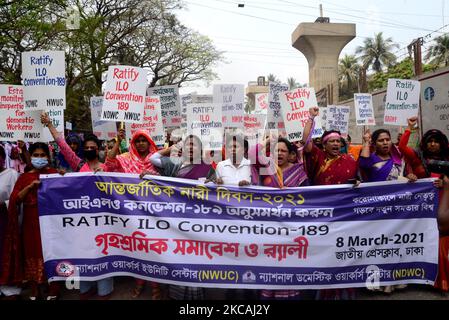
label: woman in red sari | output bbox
[303,107,358,186]
[0,142,59,300]
[302,107,358,300]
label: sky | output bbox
[176,0,449,95]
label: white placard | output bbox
[101,65,147,123]
[65,121,72,130]
[0,84,44,142]
[267,82,288,136]
[90,97,117,140]
[213,84,244,128]
[126,96,165,147]
[147,85,181,128]
[255,93,268,114]
[326,105,351,136]
[186,103,223,150]
[181,93,196,132]
[354,93,376,126]
[43,108,64,142]
[384,79,420,126]
[279,87,318,142]
[22,51,66,110]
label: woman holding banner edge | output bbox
[0,142,60,300]
[40,113,115,299]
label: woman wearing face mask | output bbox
[0,143,60,300]
[41,113,107,172]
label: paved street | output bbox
[25,277,449,300]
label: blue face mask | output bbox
[31,157,48,169]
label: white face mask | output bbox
[31,157,48,169]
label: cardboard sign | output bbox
[181,93,196,132]
[384,79,420,126]
[213,84,244,128]
[192,94,213,104]
[326,105,350,137]
[43,108,64,142]
[267,82,288,136]
[101,65,147,123]
[0,84,44,142]
[126,96,165,147]
[279,87,318,142]
[255,93,268,114]
[244,113,266,145]
[354,93,376,126]
[147,85,181,128]
[90,97,117,140]
[22,51,66,110]
[186,103,223,150]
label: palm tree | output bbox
[425,34,449,67]
[267,73,279,83]
[338,54,360,94]
[356,32,399,73]
[287,77,298,90]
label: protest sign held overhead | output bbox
[186,103,223,150]
[0,84,44,142]
[22,51,66,111]
[126,96,165,147]
[244,113,266,144]
[43,108,64,142]
[267,82,288,135]
[101,65,147,124]
[326,105,351,137]
[180,93,195,132]
[354,93,376,126]
[213,84,244,128]
[147,85,181,128]
[255,93,268,114]
[384,79,420,126]
[90,97,117,140]
[279,87,318,142]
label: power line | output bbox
[275,0,441,33]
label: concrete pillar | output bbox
[292,23,356,104]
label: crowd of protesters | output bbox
[0,107,449,300]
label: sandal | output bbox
[132,284,144,298]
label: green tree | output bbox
[338,54,360,99]
[267,73,279,83]
[425,34,449,67]
[368,57,435,91]
[356,32,399,73]
[287,77,298,90]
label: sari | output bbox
[160,158,213,300]
[305,144,357,185]
[358,145,403,182]
[0,168,57,285]
[105,130,159,175]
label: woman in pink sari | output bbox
[105,129,162,299]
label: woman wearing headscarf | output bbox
[57,133,83,171]
[0,143,60,300]
[105,129,161,299]
[105,129,159,175]
[399,117,449,291]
